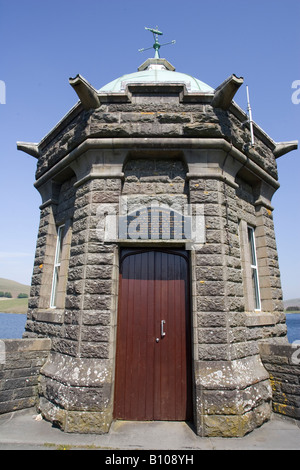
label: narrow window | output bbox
[247,226,261,311]
[50,224,64,308]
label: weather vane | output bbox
[138,27,175,59]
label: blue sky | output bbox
[0,0,299,300]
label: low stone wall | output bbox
[259,342,300,420]
[0,338,51,414]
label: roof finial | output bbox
[138,27,175,59]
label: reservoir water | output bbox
[0,313,27,339]
[0,312,300,342]
[286,313,300,343]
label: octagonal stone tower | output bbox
[18,54,297,437]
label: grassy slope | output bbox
[0,278,30,313]
[283,298,300,309]
[0,278,30,298]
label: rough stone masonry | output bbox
[15,57,299,437]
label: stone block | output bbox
[201,379,271,416]
[81,326,110,343]
[196,266,224,281]
[84,280,112,295]
[196,280,225,296]
[81,310,110,326]
[197,312,227,328]
[85,265,113,279]
[80,342,109,359]
[198,344,229,361]
[64,409,112,433]
[39,352,114,432]
[197,327,228,344]
[83,294,111,310]
[197,402,271,437]
[196,296,226,312]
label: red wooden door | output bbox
[114,249,192,421]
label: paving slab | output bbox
[0,408,299,451]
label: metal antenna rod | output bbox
[246,86,255,146]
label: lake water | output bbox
[0,313,27,339]
[0,312,300,342]
[286,314,300,343]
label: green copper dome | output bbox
[99,58,214,94]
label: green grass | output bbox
[0,278,30,299]
[0,298,28,314]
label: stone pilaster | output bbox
[189,176,272,437]
[38,175,121,433]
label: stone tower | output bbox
[17,49,297,437]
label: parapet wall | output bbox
[0,339,51,415]
[259,342,300,421]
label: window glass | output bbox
[50,225,64,308]
[247,226,261,311]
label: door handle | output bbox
[161,320,166,338]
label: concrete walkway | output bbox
[0,408,299,450]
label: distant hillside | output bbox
[283,298,300,310]
[0,278,30,298]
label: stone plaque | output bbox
[119,206,191,240]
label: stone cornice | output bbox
[34,137,280,192]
